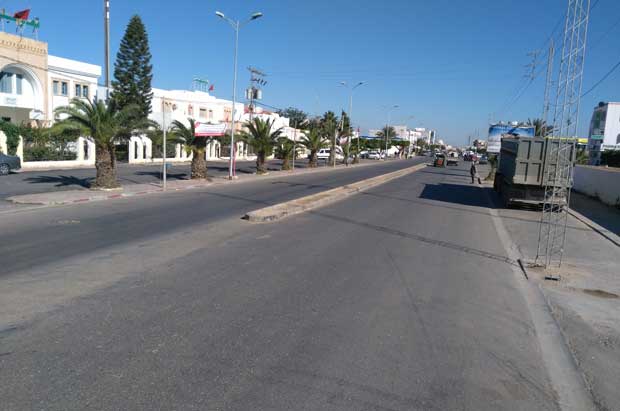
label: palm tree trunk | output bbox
[282,155,291,171]
[94,143,119,189]
[191,146,208,179]
[309,151,318,168]
[256,151,267,174]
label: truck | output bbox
[493,137,575,207]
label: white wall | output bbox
[573,165,620,207]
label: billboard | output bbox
[487,123,535,153]
[195,122,227,137]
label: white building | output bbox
[0,31,99,165]
[144,88,245,163]
[587,102,620,165]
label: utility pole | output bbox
[104,0,110,99]
[541,39,555,137]
[161,97,167,191]
[292,120,297,171]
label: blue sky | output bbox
[4,0,620,145]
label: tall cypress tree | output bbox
[111,15,153,119]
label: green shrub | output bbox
[601,150,620,167]
[0,120,21,155]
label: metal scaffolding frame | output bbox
[536,0,591,269]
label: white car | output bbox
[316,148,343,161]
[367,151,383,160]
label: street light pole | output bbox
[215,10,263,180]
[103,0,110,99]
[162,97,167,191]
[385,105,399,160]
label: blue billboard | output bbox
[488,124,535,153]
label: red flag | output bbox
[208,84,214,91]
[13,9,30,20]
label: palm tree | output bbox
[527,118,553,137]
[241,117,283,174]
[274,137,297,171]
[300,128,328,168]
[170,118,210,179]
[321,111,339,164]
[55,98,143,188]
[375,126,398,157]
[145,122,179,159]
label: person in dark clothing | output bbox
[470,161,482,184]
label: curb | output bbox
[244,163,427,222]
[568,209,620,248]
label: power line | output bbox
[581,58,620,97]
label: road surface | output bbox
[0,159,570,410]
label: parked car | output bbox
[315,148,343,161]
[367,150,383,160]
[478,155,488,165]
[359,150,369,159]
[0,152,21,175]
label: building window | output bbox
[61,81,68,96]
[617,134,620,144]
[15,74,23,95]
[199,108,207,119]
[53,80,60,95]
[75,84,81,98]
[82,85,89,98]
[208,110,214,120]
[0,72,13,93]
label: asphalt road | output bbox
[0,157,341,201]
[0,159,568,410]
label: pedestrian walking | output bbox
[470,161,482,184]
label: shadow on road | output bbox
[134,171,188,180]
[23,175,93,189]
[419,170,469,178]
[420,183,497,208]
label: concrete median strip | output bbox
[244,163,427,222]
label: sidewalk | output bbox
[7,159,416,207]
[496,197,620,410]
[570,191,620,238]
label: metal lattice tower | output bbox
[536,0,590,269]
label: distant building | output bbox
[587,102,620,165]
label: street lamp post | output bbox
[215,10,263,179]
[340,81,365,165]
[385,105,399,160]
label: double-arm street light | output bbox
[340,81,366,164]
[385,105,399,159]
[215,10,263,179]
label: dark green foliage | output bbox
[111,15,153,119]
[575,149,589,165]
[240,118,283,174]
[277,107,308,127]
[601,150,620,167]
[21,124,80,161]
[0,120,21,155]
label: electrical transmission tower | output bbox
[536,0,590,270]
[541,39,555,137]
